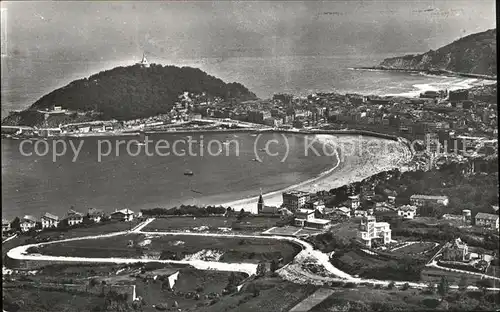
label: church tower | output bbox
[257,188,264,213]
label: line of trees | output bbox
[141,205,229,217]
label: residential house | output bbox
[41,213,59,229]
[474,212,499,231]
[20,215,37,232]
[111,209,135,222]
[2,219,11,233]
[66,210,84,226]
[306,200,326,214]
[357,215,391,248]
[88,208,104,223]
[410,195,449,207]
[397,205,418,220]
[334,206,351,218]
[442,238,469,261]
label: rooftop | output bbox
[475,212,499,221]
[410,194,449,200]
[112,209,135,215]
[283,191,311,197]
[42,212,59,221]
[22,215,37,223]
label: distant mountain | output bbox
[378,29,496,76]
[2,63,257,124]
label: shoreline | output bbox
[223,134,412,213]
[352,67,497,81]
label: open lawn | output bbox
[330,249,427,281]
[2,221,136,259]
[35,233,301,264]
[143,217,235,232]
[143,216,280,233]
[309,287,500,312]
[263,226,323,237]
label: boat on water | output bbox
[133,132,147,146]
[251,158,262,162]
[249,134,257,137]
[184,170,194,176]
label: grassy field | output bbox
[392,242,438,255]
[309,287,500,311]
[2,221,136,259]
[330,249,427,281]
[143,217,235,232]
[264,226,323,237]
[36,233,301,263]
[143,216,280,233]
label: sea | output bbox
[1,53,495,220]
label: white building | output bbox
[397,205,418,220]
[66,210,84,226]
[357,215,391,248]
[410,195,449,207]
[41,212,59,229]
[334,206,351,218]
[88,208,104,223]
[111,209,135,222]
[20,215,37,232]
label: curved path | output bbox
[6,218,500,291]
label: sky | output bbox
[1,0,496,62]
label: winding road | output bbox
[5,218,500,291]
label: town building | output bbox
[111,209,135,222]
[66,210,84,226]
[257,191,280,215]
[397,205,418,220]
[410,195,449,207]
[41,212,59,229]
[2,219,11,233]
[442,238,469,261]
[282,191,311,212]
[334,206,351,218]
[353,209,368,218]
[474,212,499,231]
[306,200,326,214]
[357,215,391,248]
[346,195,360,210]
[20,215,37,232]
[88,208,104,223]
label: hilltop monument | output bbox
[137,52,149,68]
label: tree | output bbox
[476,279,493,296]
[270,259,279,272]
[458,276,468,292]
[437,277,449,298]
[10,217,20,232]
[426,281,436,294]
[256,263,266,277]
[387,281,395,289]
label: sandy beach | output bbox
[224,134,412,213]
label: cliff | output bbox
[2,64,257,125]
[379,29,496,76]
